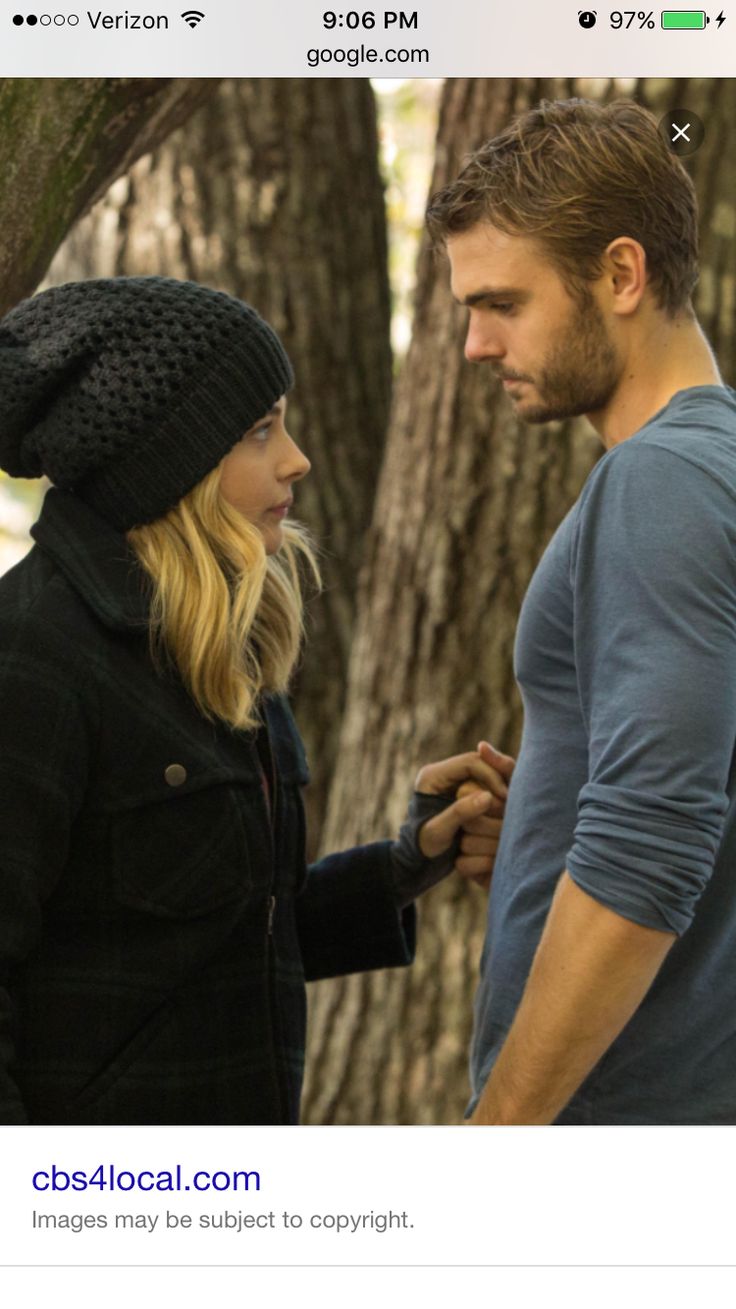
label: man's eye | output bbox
[493,303,515,315]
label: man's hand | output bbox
[454,780,503,889]
[416,741,515,887]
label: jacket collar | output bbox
[31,487,151,632]
[31,488,309,781]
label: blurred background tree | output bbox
[0,79,218,316]
[0,77,219,575]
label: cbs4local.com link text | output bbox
[32,1163,260,1193]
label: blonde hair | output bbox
[127,464,321,731]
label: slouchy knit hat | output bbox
[0,276,294,530]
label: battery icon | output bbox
[661,10,709,26]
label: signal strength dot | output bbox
[181,9,204,27]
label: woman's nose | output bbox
[282,432,311,481]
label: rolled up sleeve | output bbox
[566,441,736,936]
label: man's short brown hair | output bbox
[426,98,699,316]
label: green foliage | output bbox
[373,79,441,359]
[0,472,44,574]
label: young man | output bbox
[427,98,736,1125]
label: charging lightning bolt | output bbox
[716,10,725,25]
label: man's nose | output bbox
[464,318,504,364]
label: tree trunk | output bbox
[45,79,393,852]
[643,78,736,378]
[0,78,218,314]
[303,77,736,1125]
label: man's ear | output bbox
[603,237,647,317]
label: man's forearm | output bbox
[471,872,676,1125]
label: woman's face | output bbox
[219,396,311,554]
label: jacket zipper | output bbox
[266,730,278,934]
[260,718,288,1121]
[256,720,278,934]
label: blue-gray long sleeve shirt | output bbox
[469,385,736,1124]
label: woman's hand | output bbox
[417,743,515,888]
[389,741,515,908]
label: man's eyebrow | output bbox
[453,287,525,307]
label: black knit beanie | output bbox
[0,276,294,530]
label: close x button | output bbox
[658,109,706,156]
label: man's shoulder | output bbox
[569,389,736,597]
[578,386,736,516]
[635,384,736,500]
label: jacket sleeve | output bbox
[296,840,416,982]
[0,614,90,1122]
[566,441,736,936]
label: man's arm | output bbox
[471,443,736,1126]
[471,871,675,1125]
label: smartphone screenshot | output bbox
[1,2,734,1304]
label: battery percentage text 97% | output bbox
[611,10,656,26]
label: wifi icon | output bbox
[181,9,205,27]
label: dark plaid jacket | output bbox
[0,488,415,1125]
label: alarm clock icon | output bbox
[579,10,597,26]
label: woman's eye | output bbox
[250,423,271,443]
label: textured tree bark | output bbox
[302,77,736,1125]
[648,78,736,380]
[45,79,392,852]
[0,78,219,314]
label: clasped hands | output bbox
[415,741,515,891]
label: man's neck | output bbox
[589,314,724,450]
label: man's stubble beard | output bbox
[515,289,622,424]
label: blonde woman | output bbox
[0,277,510,1125]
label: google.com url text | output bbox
[307,45,429,68]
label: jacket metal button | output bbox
[164,763,187,787]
